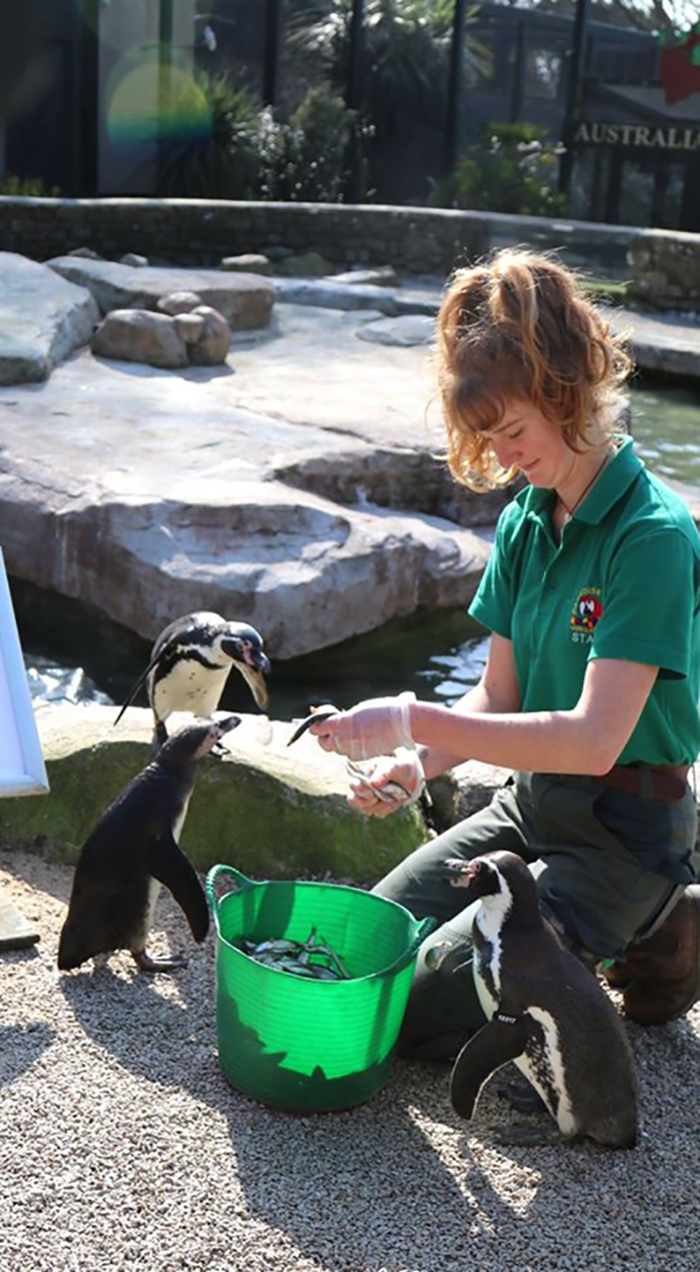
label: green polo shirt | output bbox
[469,435,700,765]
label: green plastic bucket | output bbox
[206,865,435,1113]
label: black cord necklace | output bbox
[558,451,613,525]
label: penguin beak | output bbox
[236,663,270,711]
[445,858,492,894]
[216,714,242,737]
[222,638,271,711]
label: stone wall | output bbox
[2,196,699,303]
[629,229,700,313]
[0,196,646,278]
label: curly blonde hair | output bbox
[436,249,634,491]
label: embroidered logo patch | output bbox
[570,587,603,643]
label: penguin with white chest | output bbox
[115,612,271,746]
[58,716,240,973]
[445,850,638,1148]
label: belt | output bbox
[596,763,690,803]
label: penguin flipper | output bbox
[113,650,163,726]
[145,833,209,943]
[450,1013,533,1120]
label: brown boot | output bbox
[621,887,700,1026]
[600,960,632,990]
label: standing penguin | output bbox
[58,716,240,973]
[115,612,270,746]
[445,850,638,1148]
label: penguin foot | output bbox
[493,1122,571,1147]
[496,1077,547,1115]
[132,949,188,973]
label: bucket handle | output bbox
[378,915,436,979]
[206,864,259,926]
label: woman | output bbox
[310,248,700,1059]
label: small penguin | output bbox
[58,716,240,973]
[115,612,270,746]
[445,850,638,1149]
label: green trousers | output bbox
[372,771,699,1061]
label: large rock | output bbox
[187,305,231,365]
[0,252,99,385]
[91,305,231,369]
[92,309,190,369]
[357,315,435,347]
[629,229,700,314]
[0,300,506,657]
[328,267,401,288]
[0,463,492,658]
[0,704,427,881]
[220,253,272,275]
[271,277,439,317]
[603,305,700,380]
[47,256,275,331]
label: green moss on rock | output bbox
[0,705,426,882]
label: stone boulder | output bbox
[0,300,512,657]
[328,267,400,288]
[48,256,275,332]
[357,315,435,347]
[0,252,99,385]
[0,704,427,882]
[92,309,189,369]
[221,253,272,275]
[0,459,493,657]
[68,246,104,260]
[629,229,700,314]
[187,305,231,365]
[274,251,335,278]
[272,277,438,317]
[92,304,231,369]
[174,313,206,345]
[602,305,700,380]
[157,291,205,316]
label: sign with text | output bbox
[0,549,49,797]
[574,121,700,152]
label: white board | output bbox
[0,550,49,796]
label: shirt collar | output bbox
[516,435,642,527]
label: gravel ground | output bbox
[2,845,698,1272]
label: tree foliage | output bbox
[489,0,697,36]
[435,121,567,217]
[149,72,354,203]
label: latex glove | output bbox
[348,749,426,819]
[308,692,416,761]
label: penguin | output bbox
[445,850,638,1149]
[115,612,270,747]
[58,716,240,974]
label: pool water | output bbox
[629,381,700,486]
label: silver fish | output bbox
[239,926,351,980]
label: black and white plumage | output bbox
[446,851,638,1148]
[58,716,240,974]
[115,612,270,746]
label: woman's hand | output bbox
[308,693,416,760]
[347,750,426,818]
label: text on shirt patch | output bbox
[570,587,603,644]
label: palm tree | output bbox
[289,1,490,200]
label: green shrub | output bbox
[151,72,262,199]
[0,174,60,196]
[436,122,566,218]
[257,86,354,202]
[147,73,354,204]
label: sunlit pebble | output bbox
[2,852,699,1270]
